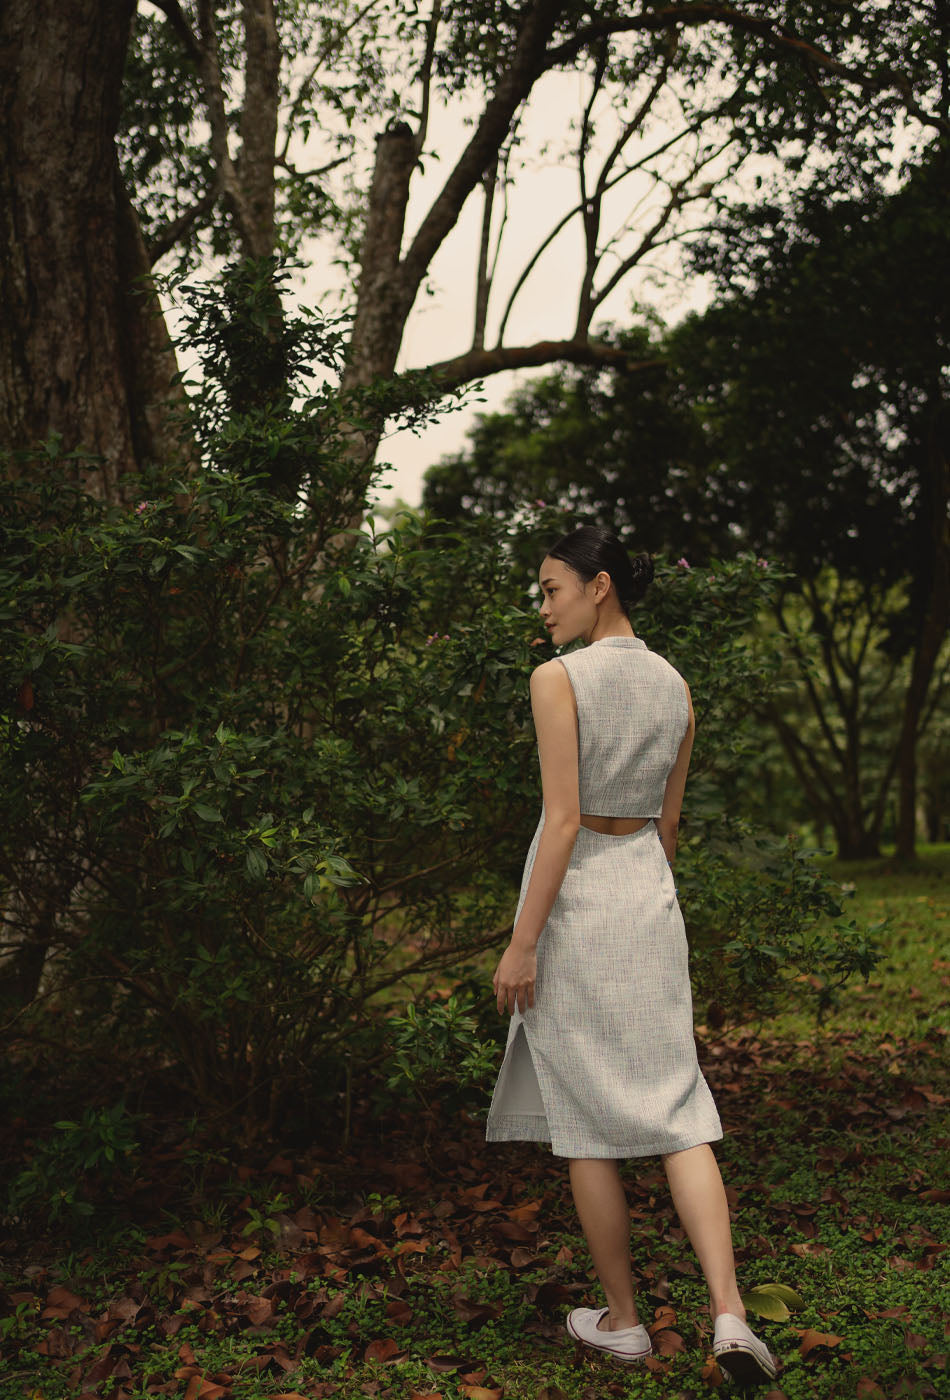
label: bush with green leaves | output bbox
[0,260,880,1185]
[6,1103,141,1225]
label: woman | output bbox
[485,526,778,1387]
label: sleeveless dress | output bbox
[484,635,723,1159]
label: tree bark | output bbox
[894,395,950,859]
[344,123,420,393]
[240,0,281,257]
[0,0,180,496]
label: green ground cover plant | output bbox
[1,848,946,1400]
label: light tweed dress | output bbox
[485,635,723,1158]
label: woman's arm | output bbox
[493,660,580,1015]
[656,679,695,867]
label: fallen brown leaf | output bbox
[425,1355,476,1373]
[856,1380,887,1399]
[365,1337,406,1364]
[799,1327,843,1358]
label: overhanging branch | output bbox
[419,339,664,393]
[543,4,950,138]
[147,189,218,265]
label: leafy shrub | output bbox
[0,259,881,1168]
[6,1103,141,1226]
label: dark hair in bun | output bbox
[546,525,653,615]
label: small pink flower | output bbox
[535,499,546,508]
[135,500,152,514]
[756,557,769,569]
[676,557,690,569]
[709,574,716,582]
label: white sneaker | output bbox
[713,1312,778,1386]
[566,1306,652,1362]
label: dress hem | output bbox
[485,1117,723,1159]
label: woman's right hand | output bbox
[493,941,537,1016]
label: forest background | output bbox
[0,4,948,1398]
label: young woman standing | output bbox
[486,526,778,1387]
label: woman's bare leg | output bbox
[661,1143,745,1321]
[568,1158,640,1329]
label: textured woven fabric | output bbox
[558,637,689,817]
[485,635,722,1159]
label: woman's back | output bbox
[557,636,689,819]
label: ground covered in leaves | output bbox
[1,853,948,1400]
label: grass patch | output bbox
[764,842,950,1043]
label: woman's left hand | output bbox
[493,941,537,1015]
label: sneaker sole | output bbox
[566,1316,652,1363]
[715,1341,778,1387]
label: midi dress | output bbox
[485,635,723,1159]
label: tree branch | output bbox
[415,0,443,155]
[497,84,735,346]
[773,594,849,776]
[588,142,738,320]
[400,0,566,298]
[575,44,608,335]
[419,338,664,393]
[150,0,202,66]
[276,152,349,181]
[495,201,579,346]
[195,0,256,245]
[543,4,950,137]
[472,162,496,351]
[147,188,218,264]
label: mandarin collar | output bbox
[589,635,647,649]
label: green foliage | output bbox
[742,1282,806,1322]
[1,950,947,1399]
[118,1,947,282]
[680,820,883,1026]
[0,259,882,1190]
[385,993,500,1113]
[0,259,545,1158]
[7,1104,141,1227]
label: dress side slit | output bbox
[491,1021,548,1122]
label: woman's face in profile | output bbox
[537,555,595,646]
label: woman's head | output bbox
[538,525,653,645]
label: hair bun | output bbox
[631,552,654,591]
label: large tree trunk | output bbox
[0,0,181,497]
[0,0,188,1012]
[894,395,950,859]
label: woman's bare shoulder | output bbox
[529,657,575,701]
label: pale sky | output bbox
[303,69,723,510]
[152,8,927,513]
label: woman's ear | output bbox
[593,569,612,602]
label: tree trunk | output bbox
[0,0,181,496]
[831,818,882,862]
[333,124,419,522]
[894,396,950,859]
[342,124,419,391]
